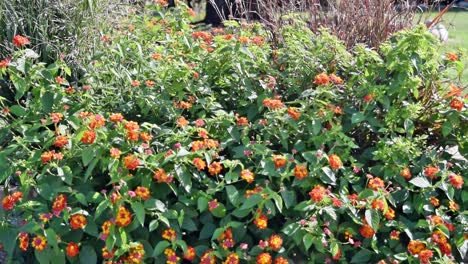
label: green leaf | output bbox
[351,112,366,124]
[303,233,314,251]
[365,209,379,232]
[0,225,18,260]
[331,242,340,256]
[81,147,95,166]
[152,241,170,257]
[323,206,337,220]
[211,227,225,241]
[131,203,145,226]
[178,210,184,227]
[351,249,373,263]
[144,198,166,212]
[149,220,159,232]
[270,192,283,213]
[182,218,197,232]
[310,119,322,135]
[225,186,240,206]
[95,200,110,220]
[197,197,208,212]
[84,159,98,181]
[41,91,55,113]
[75,192,87,206]
[79,246,97,264]
[176,240,188,254]
[282,223,300,236]
[409,177,431,188]
[9,105,27,116]
[358,189,375,200]
[240,194,262,210]
[58,166,73,185]
[404,119,414,136]
[199,223,216,240]
[13,77,27,100]
[211,203,226,218]
[45,229,58,253]
[442,121,452,137]
[175,165,192,192]
[84,218,99,237]
[281,190,296,209]
[302,151,316,163]
[321,167,336,184]
[35,247,52,264]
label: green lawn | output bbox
[416,11,468,83]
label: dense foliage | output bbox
[0,3,466,264]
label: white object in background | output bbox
[426,20,449,43]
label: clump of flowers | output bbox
[123,154,139,170]
[70,214,87,229]
[263,98,284,109]
[153,169,173,183]
[328,154,342,170]
[309,185,326,202]
[254,213,268,229]
[115,206,133,227]
[208,161,223,175]
[2,191,22,210]
[313,73,330,85]
[31,236,47,251]
[66,242,80,257]
[240,169,255,183]
[294,164,308,180]
[273,155,287,168]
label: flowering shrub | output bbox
[0,2,466,264]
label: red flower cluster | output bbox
[367,177,385,190]
[123,154,139,170]
[309,185,326,202]
[272,155,286,168]
[52,194,67,215]
[2,191,22,210]
[153,169,174,183]
[66,242,80,257]
[70,214,87,229]
[13,35,30,47]
[328,154,342,170]
[208,161,223,175]
[294,164,308,180]
[263,98,284,110]
[192,157,207,171]
[192,31,212,43]
[254,213,268,229]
